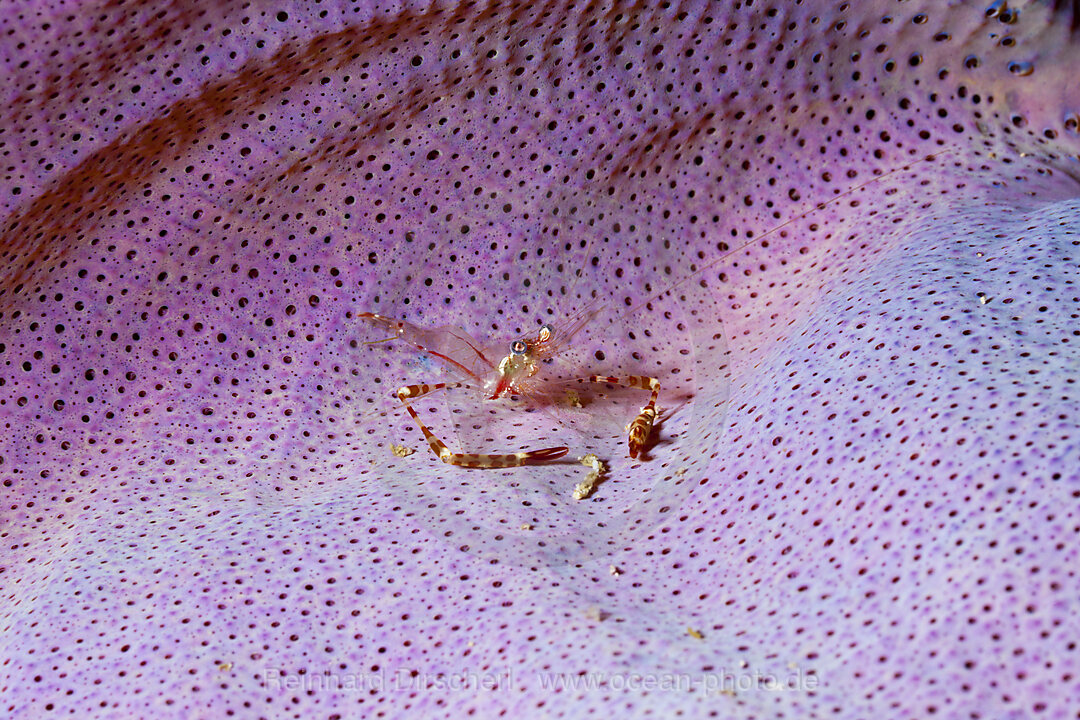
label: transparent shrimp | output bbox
[358,304,659,466]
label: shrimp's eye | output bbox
[538,323,555,342]
[510,340,528,356]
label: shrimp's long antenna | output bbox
[543,301,606,357]
[447,329,497,371]
[363,335,399,346]
[424,348,483,382]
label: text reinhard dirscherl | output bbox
[263,667,819,696]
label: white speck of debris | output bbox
[585,606,605,622]
[609,565,620,576]
[391,443,416,457]
[573,454,605,500]
[520,523,533,531]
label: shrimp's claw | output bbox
[589,374,661,460]
[442,444,568,468]
[627,406,657,459]
[519,446,571,464]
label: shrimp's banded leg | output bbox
[589,375,660,459]
[394,383,569,468]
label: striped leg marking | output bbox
[395,383,568,468]
[589,375,660,459]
